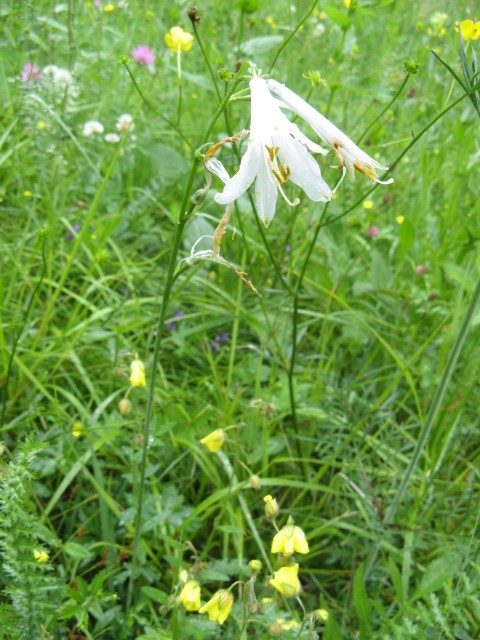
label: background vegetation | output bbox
[1,0,479,638]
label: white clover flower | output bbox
[82,120,104,136]
[214,75,332,227]
[266,78,393,184]
[52,67,74,86]
[104,133,120,143]
[116,113,134,132]
[43,64,59,76]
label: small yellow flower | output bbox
[363,199,374,210]
[396,215,405,225]
[269,563,301,597]
[457,19,480,41]
[71,421,85,438]
[315,608,329,622]
[271,518,309,555]
[103,2,115,11]
[23,190,32,197]
[199,589,234,624]
[37,121,47,130]
[33,549,49,563]
[130,358,146,387]
[343,0,351,8]
[200,429,225,453]
[165,26,194,53]
[275,618,300,630]
[178,579,201,612]
[263,495,279,518]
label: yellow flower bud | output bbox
[179,569,189,584]
[271,518,309,556]
[130,358,146,387]
[200,429,225,453]
[315,608,329,622]
[249,559,262,573]
[71,421,85,438]
[178,579,201,612]
[33,549,49,563]
[118,398,132,416]
[249,474,262,490]
[269,564,301,597]
[263,494,279,518]
[199,589,234,624]
[165,26,194,52]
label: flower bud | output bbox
[130,358,146,387]
[263,494,279,518]
[118,398,132,416]
[249,474,262,490]
[249,559,262,573]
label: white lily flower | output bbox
[267,78,393,185]
[215,76,332,227]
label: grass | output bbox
[1,0,480,638]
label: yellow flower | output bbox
[178,580,201,611]
[396,215,405,225]
[200,429,225,453]
[315,608,329,622]
[37,121,47,130]
[457,19,480,41]
[33,549,49,563]
[275,618,300,630]
[199,589,234,624]
[263,494,279,518]
[130,358,146,387]
[343,0,351,8]
[103,2,115,11]
[165,26,193,52]
[271,518,309,555]
[71,421,85,438]
[269,563,301,597]
[363,199,374,210]
[23,190,32,197]
[249,559,262,573]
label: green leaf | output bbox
[141,586,169,604]
[323,6,352,28]
[353,562,371,639]
[240,35,284,56]
[412,552,462,600]
[324,612,343,640]
[64,542,92,560]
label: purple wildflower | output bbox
[167,309,184,330]
[66,223,81,240]
[131,45,155,65]
[21,63,43,82]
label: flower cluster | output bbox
[82,114,134,144]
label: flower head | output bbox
[266,78,393,185]
[21,63,43,82]
[71,421,85,437]
[263,494,279,518]
[271,518,309,555]
[83,120,104,136]
[214,75,332,227]
[116,113,134,132]
[457,19,480,40]
[131,45,155,65]
[200,429,225,453]
[269,563,301,597]
[104,133,120,144]
[130,358,146,387]
[199,589,234,624]
[178,579,201,611]
[165,26,194,52]
[33,549,49,563]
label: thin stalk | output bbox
[176,48,183,127]
[356,74,410,144]
[193,22,222,104]
[127,69,248,608]
[364,270,480,579]
[268,0,319,74]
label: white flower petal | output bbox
[275,134,331,202]
[255,152,278,227]
[214,142,260,205]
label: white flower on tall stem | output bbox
[214,74,332,227]
[266,78,393,185]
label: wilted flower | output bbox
[269,563,301,597]
[200,428,225,453]
[199,589,234,624]
[116,113,134,132]
[214,75,332,227]
[130,358,146,387]
[21,63,42,82]
[267,78,393,185]
[165,26,194,52]
[33,549,49,563]
[131,44,155,65]
[83,120,104,136]
[178,580,201,611]
[271,518,309,555]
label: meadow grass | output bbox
[1,0,480,638]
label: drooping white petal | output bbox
[274,134,332,202]
[267,78,392,183]
[206,157,231,184]
[214,142,261,205]
[255,150,279,227]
